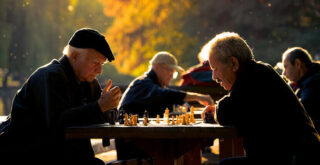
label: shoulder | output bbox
[28,59,68,83]
[300,64,320,88]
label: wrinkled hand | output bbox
[198,94,214,106]
[201,105,215,120]
[98,80,122,112]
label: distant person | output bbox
[118,51,213,118]
[180,48,220,86]
[282,47,320,132]
[116,51,214,161]
[201,32,320,165]
[0,28,121,165]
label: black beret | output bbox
[68,28,114,62]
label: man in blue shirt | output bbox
[118,51,213,118]
[116,51,213,161]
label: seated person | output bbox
[202,32,320,165]
[180,47,220,87]
[118,51,213,118]
[116,51,214,161]
[282,47,320,132]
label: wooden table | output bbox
[66,120,244,165]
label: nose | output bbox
[96,65,102,74]
[282,69,286,77]
[212,71,217,81]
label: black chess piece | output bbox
[118,110,125,124]
[143,110,149,123]
[103,109,117,125]
[204,112,214,123]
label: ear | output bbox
[231,56,239,72]
[294,58,302,69]
[69,51,79,62]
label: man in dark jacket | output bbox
[282,47,320,133]
[202,32,320,165]
[0,28,121,164]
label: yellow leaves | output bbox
[100,0,197,76]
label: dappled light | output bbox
[0,0,320,114]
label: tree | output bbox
[100,0,320,77]
[100,0,196,76]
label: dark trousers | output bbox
[115,139,151,160]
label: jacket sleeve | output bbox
[135,82,186,106]
[30,69,104,129]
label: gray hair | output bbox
[204,32,254,64]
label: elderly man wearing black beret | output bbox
[0,28,121,165]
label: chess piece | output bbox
[182,115,186,125]
[164,108,170,124]
[143,110,149,123]
[118,110,125,124]
[190,106,195,114]
[190,107,196,123]
[156,114,160,124]
[204,112,214,123]
[124,113,129,126]
[176,115,180,125]
[143,116,148,126]
[190,113,196,123]
[185,114,190,125]
[132,114,138,126]
[171,116,175,125]
[129,114,133,126]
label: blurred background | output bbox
[0,0,320,115]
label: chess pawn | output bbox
[204,112,214,123]
[143,110,149,123]
[190,106,195,114]
[164,108,170,124]
[182,115,186,125]
[176,115,180,125]
[124,113,129,126]
[185,114,190,125]
[118,111,125,124]
[190,113,196,123]
[171,116,175,125]
[133,115,138,126]
[143,116,148,126]
[129,114,133,126]
[156,114,160,124]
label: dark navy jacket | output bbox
[118,70,186,118]
[215,61,319,164]
[0,56,105,164]
[296,63,320,133]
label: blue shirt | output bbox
[118,69,186,117]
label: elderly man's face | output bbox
[157,63,175,87]
[282,56,300,83]
[73,49,107,82]
[209,53,237,91]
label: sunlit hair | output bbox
[198,44,210,63]
[282,47,313,68]
[205,32,254,64]
[63,45,109,64]
[63,45,87,56]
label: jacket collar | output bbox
[297,63,320,88]
[59,55,80,85]
[146,69,160,85]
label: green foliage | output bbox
[0,0,127,84]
